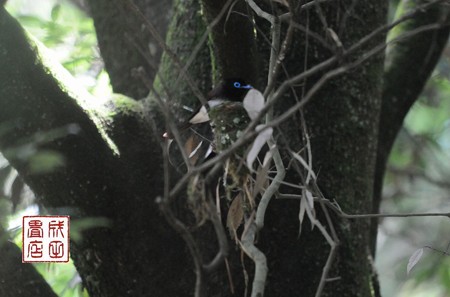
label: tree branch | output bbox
[371,0,450,254]
[0,8,186,297]
[200,0,259,84]
[87,0,173,99]
[0,7,123,213]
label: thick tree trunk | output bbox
[0,6,189,297]
[259,2,386,296]
[160,0,387,296]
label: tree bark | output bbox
[169,0,388,295]
[201,0,259,84]
[257,2,386,296]
[86,0,173,99]
[0,6,189,297]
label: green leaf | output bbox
[50,4,61,22]
[29,150,65,174]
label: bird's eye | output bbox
[233,82,241,88]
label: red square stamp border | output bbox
[22,215,70,263]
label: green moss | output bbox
[153,0,212,110]
[110,94,143,116]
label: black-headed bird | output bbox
[164,78,264,168]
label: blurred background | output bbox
[1,0,449,296]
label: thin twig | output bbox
[203,201,229,273]
[278,194,450,219]
[301,0,335,11]
[239,214,268,297]
[270,0,447,105]
[157,196,206,297]
[314,191,340,297]
[313,221,338,297]
[255,141,285,230]
[245,0,275,22]
[266,22,448,136]
[159,137,205,297]
[424,245,450,256]
[387,166,450,189]
[133,68,192,170]
[169,19,448,199]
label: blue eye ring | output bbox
[233,82,241,88]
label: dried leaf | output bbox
[262,149,273,167]
[407,248,424,275]
[327,28,343,51]
[246,125,273,170]
[305,190,316,230]
[243,89,265,120]
[240,211,255,241]
[298,195,306,236]
[227,194,244,242]
[305,190,314,209]
[243,182,255,209]
[252,151,272,199]
[298,189,317,234]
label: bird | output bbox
[164,78,265,169]
[163,78,254,139]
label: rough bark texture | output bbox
[201,0,259,85]
[0,6,189,297]
[87,0,173,99]
[153,0,212,107]
[257,2,386,296]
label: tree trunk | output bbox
[0,227,58,297]
[86,0,173,98]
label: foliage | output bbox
[378,59,450,296]
[6,0,110,94]
[1,1,103,296]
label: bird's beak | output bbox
[242,84,253,89]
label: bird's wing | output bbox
[188,105,210,124]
